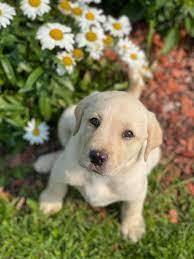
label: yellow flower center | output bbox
[73,48,84,60]
[71,7,83,16]
[59,1,71,11]
[33,127,40,136]
[63,56,73,66]
[28,0,41,7]
[130,53,138,60]
[85,11,95,21]
[123,44,129,50]
[49,29,63,41]
[85,31,98,42]
[113,22,122,30]
[0,9,3,16]
[103,35,113,46]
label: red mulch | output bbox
[141,33,194,179]
[129,25,194,196]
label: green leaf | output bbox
[147,20,156,56]
[39,92,52,121]
[121,2,144,22]
[23,67,44,91]
[80,71,92,90]
[114,82,128,90]
[162,27,180,54]
[156,0,166,9]
[26,198,38,210]
[185,17,194,37]
[54,76,74,91]
[5,117,26,128]
[0,57,16,86]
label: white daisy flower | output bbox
[87,42,104,60]
[78,7,105,30]
[122,44,147,69]
[117,39,151,78]
[0,3,16,29]
[76,26,104,49]
[58,0,72,15]
[23,119,49,145]
[72,48,84,61]
[116,38,134,56]
[36,23,74,50]
[70,2,84,20]
[20,0,51,20]
[103,34,114,47]
[104,15,131,37]
[57,51,75,74]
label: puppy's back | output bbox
[58,105,76,147]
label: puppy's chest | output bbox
[64,168,116,206]
[75,174,140,207]
[65,168,145,207]
[77,178,119,207]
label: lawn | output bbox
[0,160,193,259]
[0,1,194,258]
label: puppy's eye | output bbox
[122,130,134,139]
[89,117,100,128]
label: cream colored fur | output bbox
[34,91,162,243]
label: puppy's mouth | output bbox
[79,160,105,175]
[88,163,105,175]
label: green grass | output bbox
[0,163,194,259]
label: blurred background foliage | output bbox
[101,0,194,34]
[101,0,194,52]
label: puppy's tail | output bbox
[127,66,153,99]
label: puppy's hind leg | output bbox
[34,151,62,174]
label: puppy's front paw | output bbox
[121,217,145,243]
[39,190,62,215]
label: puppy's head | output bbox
[74,91,162,176]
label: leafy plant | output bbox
[101,0,194,52]
[0,1,132,149]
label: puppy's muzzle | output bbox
[89,149,108,168]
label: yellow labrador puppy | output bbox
[34,91,162,242]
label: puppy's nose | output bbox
[89,150,108,166]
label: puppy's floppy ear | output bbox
[144,111,163,161]
[73,92,98,136]
[73,99,87,136]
